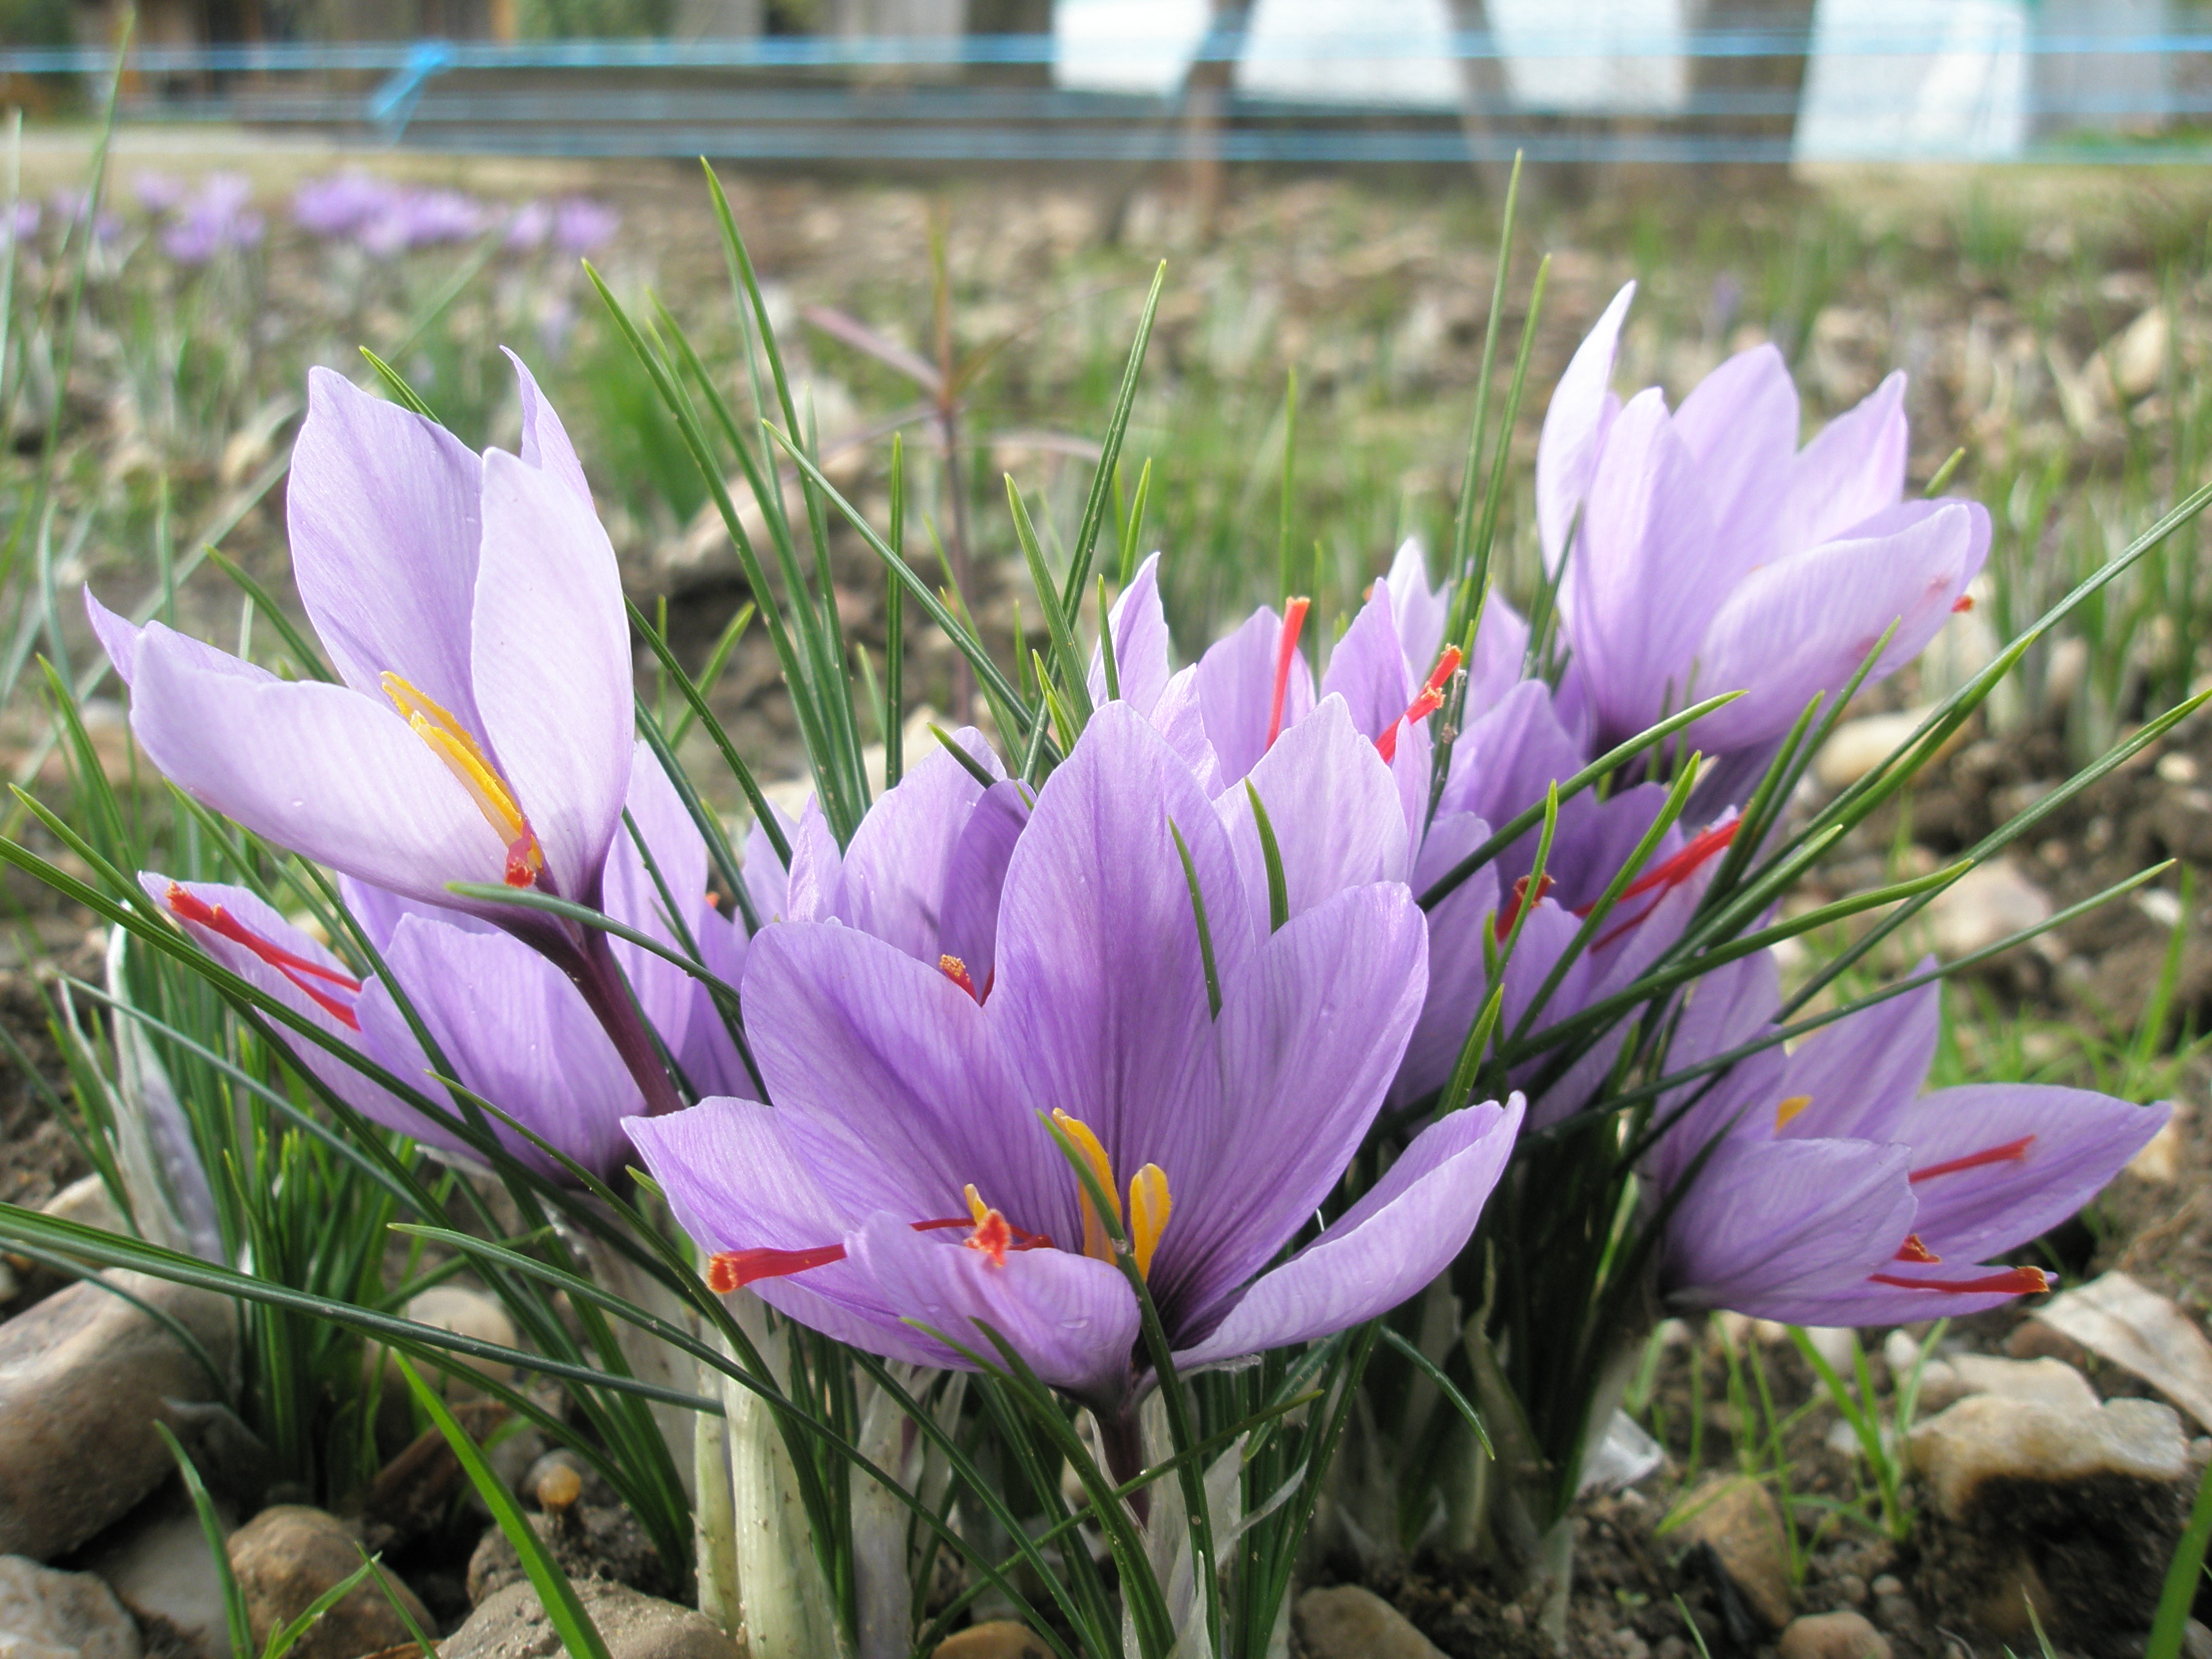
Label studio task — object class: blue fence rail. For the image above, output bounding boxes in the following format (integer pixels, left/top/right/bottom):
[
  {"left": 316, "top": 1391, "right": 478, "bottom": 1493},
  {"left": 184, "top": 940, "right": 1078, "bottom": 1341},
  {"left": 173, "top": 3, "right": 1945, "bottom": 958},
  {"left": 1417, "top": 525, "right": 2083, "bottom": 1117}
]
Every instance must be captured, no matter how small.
[{"left": 5, "top": 18, "right": 2206, "bottom": 166}]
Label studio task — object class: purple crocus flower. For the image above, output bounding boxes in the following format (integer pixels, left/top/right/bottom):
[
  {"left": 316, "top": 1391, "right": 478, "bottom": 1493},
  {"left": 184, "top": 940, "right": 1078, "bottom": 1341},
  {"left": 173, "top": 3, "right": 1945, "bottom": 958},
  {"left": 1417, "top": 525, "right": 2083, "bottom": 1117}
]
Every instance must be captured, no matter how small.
[
  {"left": 131, "top": 171, "right": 186, "bottom": 214},
  {"left": 1649, "top": 951, "right": 2167, "bottom": 1325},
  {"left": 292, "top": 172, "right": 398, "bottom": 239},
  {"left": 628, "top": 704, "right": 1521, "bottom": 1421},
  {"left": 552, "top": 197, "right": 619, "bottom": 256},
  {"left": 359, "top": 188, "right": 484, "bottom": 258},
  {"left": 504, "top": 200, "right": 554, "bottom": 253},
  {"left": 86, "top": 354, "right": 630, "bottom": 926},
  {"left": 1537, "top": 281, "right": 1992, "bottom": 761},
  {"left": 141, "top": 750, "right": 740, "bottom": 1183},
  {"left": 161, "top": 174, "right": 265, "bottom": 266}
]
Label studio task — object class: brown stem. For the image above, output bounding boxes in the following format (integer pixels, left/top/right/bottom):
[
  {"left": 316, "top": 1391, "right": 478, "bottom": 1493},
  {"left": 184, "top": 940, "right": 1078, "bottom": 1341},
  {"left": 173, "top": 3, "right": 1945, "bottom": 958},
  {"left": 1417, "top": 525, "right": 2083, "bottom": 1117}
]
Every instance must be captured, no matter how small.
[
  {"left": 556, "top": 923, "right": 687, "bottom": 1120},
  {"left": 1097, "top": 1403, "right": 1151, "bottom": 1528}
]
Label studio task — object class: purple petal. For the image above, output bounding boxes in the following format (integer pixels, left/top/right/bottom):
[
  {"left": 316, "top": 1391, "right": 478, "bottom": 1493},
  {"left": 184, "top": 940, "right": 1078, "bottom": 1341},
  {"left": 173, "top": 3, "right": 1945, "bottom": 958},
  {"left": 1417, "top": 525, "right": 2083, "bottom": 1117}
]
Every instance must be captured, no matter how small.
[
  {"left": 1671, "top": 343, "right": 1798, "bottom": 590},
  {"left": 1320, "top": 586, "right": 1413, "bottom": 741},
  {"left": 742, "top": 920, "right": 1072, "bottom": 1246},
  {"left": 1662, "top": 1136, "right": 1916, "bottom": 1324},
  {"left": 1088, "top": 552, "right": 1172, "bottom": 716},
  {"left": 743, "top": 806, "right": 795, "bottom": 923},
  {"left": 131, "top": 632, "right": 510, "bottom": 908},
  {"left": 603, "top": 741, "right": 708, "bottom": 1059},
  {"left": 1176, "top": 1097, "right": 1521, "bottom": 1366},
  {"left": 85, "top": 588, "right": 148, "bottom": 686},
  {"left": 1895, "top": 1085, "right": 2169, "bottom": 1265},
  {"left": 503, "top": 347, "right": 594, "bottom": 510},
  {"left": 1217, "top": 697, "right": 1408, "bottom": 946},
  {"left": 1391, "top": 810, "right": 1501, "bottom": 1107},
  {"left": 370, "top": 913, "right": 641, "bottom": 1179},
  {"left": 1466, "top": 591, "right": 1530, "bottom": 714},
  {"left": 287, "top": 368, "right": 485, "bottom": 719},
  {"left": 1561, "top": 388, "right": 1719, "bottom": 745},
  {"left": 989, "top": 701, "right": 1254, "bottom": 1193},
  {"left": 1776, "top": 969, "right": 1941, "bottom": 1145},
  {"left": 848, "top": 1212, "right": 1140, "bottom": 1399},
  {"left": 1773, "top": 371, "right": 1907, "bottom": 558},
  {"left": 1690, "top": 498, "right": 1989, "bottom": 751},
  {"left": 1195, "top": 607, "right": 1313, "bottom": 788},
  {"left": 1440, "top": 681, "right": 1591, "bottom": 883},
  {"left": 676, "top": 903, "right": 756, "bottom": 1101},
  {"left": 470, "top": 446, "right": 634, "bottom": 904},
  {"left": 339, "top": 874, "right": 496, "bottom": 952},
  {"left": 1154, "top": 882, "right": 1428, "bottom": 1332},
  {"left": 937, "top": 779, "right": 1029, "bottom": 989},
  {"left": 1537, "top": 281, "right": 1635, "bottom": 570},
  {"left": 1385, "top": 537, "right": 1448, "bottom": 678},
  {"left": 97, "top": 609, "right": 276, "bottom": 695},
  {"left": 833, "top": 729, "right": 1001, "bottom": 962},
  {"left": 1149, "top": 665, "right": 1223, "bottom": 794},
  {"left": 782, "top": 800, "right": 842, "bottom": 923}
]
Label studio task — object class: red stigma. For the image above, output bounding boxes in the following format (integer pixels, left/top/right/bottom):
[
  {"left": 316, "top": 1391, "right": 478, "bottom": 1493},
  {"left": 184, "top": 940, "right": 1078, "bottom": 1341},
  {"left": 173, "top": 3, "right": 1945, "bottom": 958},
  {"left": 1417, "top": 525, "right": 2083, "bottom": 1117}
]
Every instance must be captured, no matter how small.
[
  {"left": 1375, "top": 645, "right": 1465, "bottom": 764},
  {"left": 1580, "top": 819, "right": 1742, "bottom": 949},
  {"left": 1267, "top": 597, "right": 1311, "bottom": 751},
  {"left": 504, "top": 836, "right": 538, "bottom": 888},
  {"left": 165, "top": 884, "right": 363, "bottom": 1030},
  {"left": 1494, "top": 872, "right": 1557, "bottom": 938},
  {"left": 1910, "top": 1136, "right": 2035, "bottom": 1184},
  {"left": 1893, "top": 1233, "right": 1941, "bottom": 1264},
  {"left": 705, "top": 1213, "right": 1052, "bottom": 1292},
  {"left": 939, "top": 954, "right": 979, "bottom": 1000},
  {"left": 964, "top": 1207, "right": 1014, "bottom": 1267},
  {"left": 1869, "top": 1265, "right": 2051, "bottom": 1297},
  {"left": 1952, "top": 594, "right": 1975, "bottom": 613}
]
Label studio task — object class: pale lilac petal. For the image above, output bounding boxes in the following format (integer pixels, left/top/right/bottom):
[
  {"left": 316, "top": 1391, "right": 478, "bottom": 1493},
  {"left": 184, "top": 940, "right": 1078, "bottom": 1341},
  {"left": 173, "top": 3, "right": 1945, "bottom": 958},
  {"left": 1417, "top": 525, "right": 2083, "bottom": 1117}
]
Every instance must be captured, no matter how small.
[
  {"left": 848, "top": 1212, "right": 1139, "bottom": 1399},
  {"left": 1773, "top": 371, "right": 1907, "bottom": 557},
  {"left": 1537, "top": 281, "right": 1635, "bottom": 569},
  {"left": 503, "top": 347, "right": 593, "bottom": 510},
  {"left": 1440, "top": 681, "right": 1591, "bottom": 881},
  {"left": 131, "top": 632, "right": 508, "bottom": 908},
  {"left": 1895, "top": 1086, "right": 2169, "bottom": 1264},
  {"left": 937, "top": 779, "right": 1029, "bottom": 989},
  {"left": 743, "top": 806, "right": 795, "bottom": 924},
  {"left": 676, "top": 903, "right": 755, "bottom": 1101},
  {"left": 782, "top": 800, "right": 842, "bottom": 923},
  {"left": 1149, "top": 664, "right": 1223, "bottom": 794},
  {"left": 374, "top": 913, "right": 642, "bottom": 1179},
  {"left": 1663, "top": 1137, "right": 1916, "bottom": 1322},
  {"left": 1195, "top": 607, "right": 1313, "bottom": 787},
  {"left": 989, "top": 702, "right": 1254, "bottom": 1189},
  {"left": 1645, "top": 949, "right": 1784, "bottom": 1189},
  {"left": 1176, "top": 1098, "right": 1520, "bottom": 1366},
  {"left": 85, "top": 588, "right": 147, "bottom": 686},
  {"left": 604, "top": 741, "right": 708, "bottom": 1059},
  {"left": 623, "top": 1097, "right": 947, "bottom": 1368},
  {"left": 1776, "top": 970, "right": 1941, "bottom": 1146},
  {"left": 98, "top": 611, "right": 276, "bottom": 694},
  {"left": 1216, "top": 697, "right": 1407, "bottom": 945},
  {"left": 339, "top": 874, "right": 494, "bottom": 952},
  {"left": 1088, "top": 552, "right": 1172, "bottom": 716},
  {"left": 1391, "top": 811, "right": 1501, "bottom": 1107},
  {"left": 833, "top": 729, "right": 1001, "bottom": 962},
  {"left": 742, "top": 920, "right": 1071, "bottom": 1245},
  {"left": 1155, "top": 883, "right": 1428, "bottom": 1327},
  {"left": 1671, "top": 342, "right": 1797, "bottom": 590},
  {"left": 1385, "top": 537, "right": 1448, "bottom": 676},
  {"left": 287, "top": 367, "right": 485, "bottom": 718},
  {"left": 1320, "top": 586, "right": 1413, "bottom": 741},
  {"left": 470, "top": 446, "right": 633, "bottom": 903},
  {"left": 1465, "top": 590, "right": 1530, "bottom": 714},
  {"left": 1690, "top": 499, "right": 1988, "bottom": 751},
  {"left": 1561, "top": 388, "right": 1718, "bottom": 744}
]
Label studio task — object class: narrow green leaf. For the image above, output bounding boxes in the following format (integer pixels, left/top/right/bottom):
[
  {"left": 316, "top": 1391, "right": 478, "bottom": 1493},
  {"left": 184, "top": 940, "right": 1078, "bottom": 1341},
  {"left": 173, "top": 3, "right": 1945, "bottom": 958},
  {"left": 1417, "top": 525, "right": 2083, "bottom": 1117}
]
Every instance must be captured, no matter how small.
[
  {"left": 155, "top": 1423, "right": 253, "bottom": 1659},
  {"left": 1169, "top": 821, "right": 1223, "bottom": 1019},
  {"left": 1246, "top": 781, "right": 1289, "bottom": 933},
  {"left": 1060, "top": 262, "right": 1168, "bottom": 617},
  {"left": 357, "top": 348, "right": 437, "bottom": 421}
]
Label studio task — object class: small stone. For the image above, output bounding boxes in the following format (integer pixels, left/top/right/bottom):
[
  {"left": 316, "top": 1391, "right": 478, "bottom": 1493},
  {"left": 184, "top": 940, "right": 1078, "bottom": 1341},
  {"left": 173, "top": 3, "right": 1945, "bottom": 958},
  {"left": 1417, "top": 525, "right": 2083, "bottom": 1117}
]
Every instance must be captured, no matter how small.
[
  {"left": 2185, "top": 1618, "right": 2212, "bottom": 1659},
  {"left": 365, "top": 1287, "right": 516, "bottom": 1452},
  {"left": 0, "top": 1271, "right": 237, "bottom": 1560},
  {"left": 226, "top": 1505, "right": 432, "bottom": 1659},
  {"left": 444, "top": 1578, "right": 741, "bottom": 1659},
  {"left": 932, "top": 1622, "right": 1053, "bottom": 1659},
  {"left": 1816, "top": 710, "right": 1940, "bottom": 791},
  {"left": 1779, "top": 1611, "right": 1891, "bottom": 1659},
  {"left": 1665, "top": 1475, "right": 1793, "bottom": 1630},
  {"left": 2036, "top": 1271, "right": 2212, "bottom": 1433},
  {"left": 1834, "top": 1573, "right": 1868, "bottom": 1605},
  {"left": 2112, "top": 306, "right": 2171, "bottom": 400},
  {"left": 1946, "top": 1355, "right": 2099, "bottom": 1413},
  {"left": 1925, "top": 859, "right": 2052, "bottom": 960},
  {"left": 534, "top": 1461, "right": 582, "bottom": 1513},
  {"left": 0, "top": 1555, "right": 140, "bottom": 1658},
  {"left": 1292, "top": 1586, "right": 1443, "bottom": 1659},
  {"left": 1869, "top": 1575, "right": 1902, "bottom": 1598},
  {"left": 77, "top": 1488, "right": 230, "bottom": 1659},
  {"left": 1911, "top": 1394, "right": 2187, "bottom": 1519}
]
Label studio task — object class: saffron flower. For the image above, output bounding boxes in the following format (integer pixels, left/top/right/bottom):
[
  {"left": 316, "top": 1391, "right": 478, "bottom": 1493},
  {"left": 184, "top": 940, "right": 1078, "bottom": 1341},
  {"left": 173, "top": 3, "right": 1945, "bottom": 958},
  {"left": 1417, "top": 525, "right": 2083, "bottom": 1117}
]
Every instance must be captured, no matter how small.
[
  {"left": 87, "top": 356, "right": 632, "bottom": 928},
  {"left": 628, "top": 704, "right": 1521, "bottom": 1414},
  {"left": 140, "top": 750, "right": 736, "bottom": 1182},
  {"left": 1650, "top": 951, "right": 2167, "bottom": 1325},
  {"left": 1536, "top": 281, "right": 1992, "bottom": 762}
]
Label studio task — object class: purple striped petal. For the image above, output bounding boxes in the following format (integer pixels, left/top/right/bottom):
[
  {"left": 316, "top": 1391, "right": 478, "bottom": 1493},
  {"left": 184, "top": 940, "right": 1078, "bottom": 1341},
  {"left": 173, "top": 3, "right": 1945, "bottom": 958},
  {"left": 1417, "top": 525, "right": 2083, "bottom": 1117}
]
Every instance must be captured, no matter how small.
[
  {"left": 833, "top": 729, "right": 1001, "bottom": 963},
  {"left": 1196, "top": 607, "right": 1313, "bottom": 787},
  {"left": 1773, "top": 370, "right": 1907, "bottom": 557},
  {"left": 1538, "top": 281, "right": 1635, "bottom": 571},
  {"left": 1089, "top": 552, "right": 1171, "bottom": 716}
]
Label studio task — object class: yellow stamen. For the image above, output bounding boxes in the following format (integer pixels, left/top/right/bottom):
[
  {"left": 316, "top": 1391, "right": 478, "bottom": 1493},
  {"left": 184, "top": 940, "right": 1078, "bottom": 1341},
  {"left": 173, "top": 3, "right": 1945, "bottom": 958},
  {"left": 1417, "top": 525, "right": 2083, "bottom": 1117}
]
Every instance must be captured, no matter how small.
[
  {"left": 1775, "top": 1094, "right": 1812, "bottom": 1130},
  {"left": 1052, "top": 1109, "right": 1122, "bottom": 1265},
  {"left": 382, "top": 672, "right": 543, "bottom": 878},
  {"left": 964, "top": 1183, "right": 991, "bottom": 1229},
  {"left": 1128, "top": 1164, "right": 1172, "bottom": 1279}
]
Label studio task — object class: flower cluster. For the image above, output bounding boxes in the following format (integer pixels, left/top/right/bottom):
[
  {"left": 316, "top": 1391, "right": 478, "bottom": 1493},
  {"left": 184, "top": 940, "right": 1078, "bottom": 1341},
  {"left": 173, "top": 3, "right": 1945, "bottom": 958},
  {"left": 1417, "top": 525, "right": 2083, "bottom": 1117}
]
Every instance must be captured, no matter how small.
[
  {"left": 288, "top": 171, "right": 619, "bottom": 259},
  {"left": 86, "top": 285, "right": 2163, "bottom": 1437}
]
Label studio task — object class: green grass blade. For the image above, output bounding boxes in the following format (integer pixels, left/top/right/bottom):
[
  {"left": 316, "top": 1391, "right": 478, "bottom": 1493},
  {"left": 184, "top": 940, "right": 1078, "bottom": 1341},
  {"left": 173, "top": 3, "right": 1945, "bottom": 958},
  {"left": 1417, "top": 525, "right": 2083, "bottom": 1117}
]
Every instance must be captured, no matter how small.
[{"left": 1059, "top": 262, "right": 1167, "bottom": 618}]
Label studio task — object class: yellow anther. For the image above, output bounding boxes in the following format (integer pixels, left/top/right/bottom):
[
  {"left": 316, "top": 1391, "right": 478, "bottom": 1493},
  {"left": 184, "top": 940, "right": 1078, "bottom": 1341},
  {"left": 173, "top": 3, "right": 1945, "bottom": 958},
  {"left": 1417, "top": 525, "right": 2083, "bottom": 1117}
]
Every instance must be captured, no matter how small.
[
  {"left": 964, "top": 1183, "right": 990, "bottom": 1229},
  {"left": 1052, "top": 1109, "right": 1122, "bottom": 1264},
  {"left": 1775, "top": 1094, "right": 1812, "bottom": 1130},
  {"left": 1128, "top": 1164, "right": 1172, "bottom": 1280},
  {"left": 382, "top": 672, "right": 542, "bottom": 876}
]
